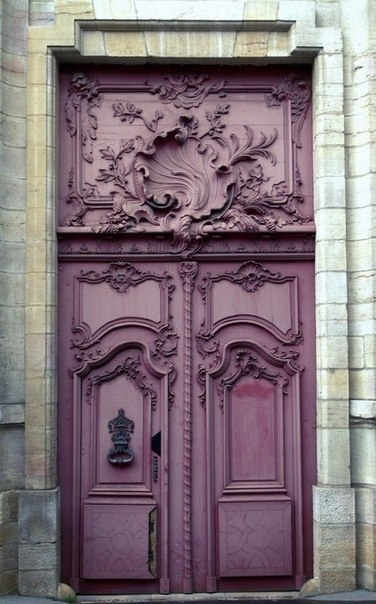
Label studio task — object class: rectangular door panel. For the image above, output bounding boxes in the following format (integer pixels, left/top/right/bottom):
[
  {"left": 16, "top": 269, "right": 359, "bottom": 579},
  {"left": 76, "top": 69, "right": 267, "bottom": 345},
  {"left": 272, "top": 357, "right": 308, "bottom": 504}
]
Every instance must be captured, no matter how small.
[
  {"left": 218, "top": 500, "right": 292, "bottom": 577},
  {"left": 82, "top": 503, "right": 157, "bottom": 579}
]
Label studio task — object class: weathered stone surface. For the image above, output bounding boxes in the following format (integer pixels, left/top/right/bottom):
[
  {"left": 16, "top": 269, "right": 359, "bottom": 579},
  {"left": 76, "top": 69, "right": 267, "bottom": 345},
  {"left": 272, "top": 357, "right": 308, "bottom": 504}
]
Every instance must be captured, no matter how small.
[{"left": 18, "top": 489, "right": 59, "bottom": 543}]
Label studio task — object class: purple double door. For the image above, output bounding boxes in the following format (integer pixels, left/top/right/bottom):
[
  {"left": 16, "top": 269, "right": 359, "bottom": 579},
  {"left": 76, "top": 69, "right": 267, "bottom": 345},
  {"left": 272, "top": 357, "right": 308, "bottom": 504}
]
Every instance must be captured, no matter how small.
[{"left": 58, "top": 65, "right": 316, "bottom": 594}]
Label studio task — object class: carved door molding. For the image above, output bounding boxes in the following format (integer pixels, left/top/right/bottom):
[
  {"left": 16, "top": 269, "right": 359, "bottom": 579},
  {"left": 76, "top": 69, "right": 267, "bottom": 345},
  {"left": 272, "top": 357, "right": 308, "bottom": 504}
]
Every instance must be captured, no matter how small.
[{"left": 58, "top": 65, "right": 316, "bottom": 594}]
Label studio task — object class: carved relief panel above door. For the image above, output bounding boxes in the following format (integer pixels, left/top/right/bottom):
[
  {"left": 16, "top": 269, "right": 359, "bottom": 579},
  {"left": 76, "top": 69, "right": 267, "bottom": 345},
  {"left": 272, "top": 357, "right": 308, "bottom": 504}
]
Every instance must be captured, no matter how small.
[{"left": 59, "top": 66, "right": 313, "bottom": 256}]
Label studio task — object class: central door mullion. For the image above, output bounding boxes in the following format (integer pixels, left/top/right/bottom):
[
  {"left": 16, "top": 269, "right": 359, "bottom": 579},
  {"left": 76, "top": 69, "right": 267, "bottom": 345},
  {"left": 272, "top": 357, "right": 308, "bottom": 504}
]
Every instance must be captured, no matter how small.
[{"left": 179, "top": 261, "right": 198, "bottom": 593}]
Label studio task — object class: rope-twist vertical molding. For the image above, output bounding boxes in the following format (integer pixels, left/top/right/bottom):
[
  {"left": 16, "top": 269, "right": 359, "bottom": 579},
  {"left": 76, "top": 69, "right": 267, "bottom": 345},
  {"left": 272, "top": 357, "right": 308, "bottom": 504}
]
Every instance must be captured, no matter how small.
[{"left": 179, "top": 261, "right": 198, "bottom": 593}]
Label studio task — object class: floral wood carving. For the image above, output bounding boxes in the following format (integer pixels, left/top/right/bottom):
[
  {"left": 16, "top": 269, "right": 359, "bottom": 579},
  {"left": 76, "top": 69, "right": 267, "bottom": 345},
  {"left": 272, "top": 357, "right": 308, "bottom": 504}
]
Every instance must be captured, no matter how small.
[
  {"left": 217, "top": 350, "right": 289, "bottom": 412},
  {"left": 63, "top": 71, "right": 312, "bottom": 248},
  {"left": 145, "top": 73, "right": 227, "bottom": 109},
  {"left": 86, "top": 355, "right": 157, "bottom": 409},
  {"left": 65, "top": 73, "right": 102, "bottom": 163}
]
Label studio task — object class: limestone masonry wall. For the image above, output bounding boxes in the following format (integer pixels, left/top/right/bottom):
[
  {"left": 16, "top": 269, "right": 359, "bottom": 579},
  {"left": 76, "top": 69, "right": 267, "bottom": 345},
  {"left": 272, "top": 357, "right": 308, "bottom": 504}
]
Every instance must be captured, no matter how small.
[{"left": 0, "top": 0, "right": 375, "bottom": 597}]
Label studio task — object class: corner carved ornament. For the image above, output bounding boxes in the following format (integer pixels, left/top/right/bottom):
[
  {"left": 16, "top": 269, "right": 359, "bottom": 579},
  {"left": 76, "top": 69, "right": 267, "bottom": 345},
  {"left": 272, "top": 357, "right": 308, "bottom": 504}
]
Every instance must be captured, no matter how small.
[{"left": 63, "top": 71, "right": 312, "bottom": 256}]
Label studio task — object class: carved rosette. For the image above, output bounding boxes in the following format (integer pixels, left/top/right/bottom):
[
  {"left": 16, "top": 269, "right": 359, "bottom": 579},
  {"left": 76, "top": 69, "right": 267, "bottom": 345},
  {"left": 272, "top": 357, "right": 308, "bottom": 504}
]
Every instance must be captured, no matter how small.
[{"left": 62, "top": 70, "right": 313, "bottom": 250}]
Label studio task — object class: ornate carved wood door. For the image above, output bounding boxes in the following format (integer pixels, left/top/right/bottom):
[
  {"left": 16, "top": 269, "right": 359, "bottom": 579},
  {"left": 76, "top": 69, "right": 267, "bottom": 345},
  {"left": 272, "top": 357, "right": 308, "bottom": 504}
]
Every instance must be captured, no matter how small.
[{"left": 58, "top": 66, "right": 316, "bottom": 595}]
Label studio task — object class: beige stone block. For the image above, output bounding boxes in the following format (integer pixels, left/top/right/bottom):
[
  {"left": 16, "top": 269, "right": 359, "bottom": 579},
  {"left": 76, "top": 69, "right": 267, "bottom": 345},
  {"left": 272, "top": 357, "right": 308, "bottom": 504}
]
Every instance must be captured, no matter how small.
[
  {"left": 316, "top": 303, "right": 348, "bottom": 334},
  {"left": 347, "top": 240, "right": 375, "bottom": 272},
  {"left": 349, "top": 336, "right": 365, "bottom": 369},
  {"left": 26, "top": 273, "right": 47, "bottom": 307},
  {"left": 135, "top": 1, "right": 244, "bottom": 21},
  {"left": 278, "top": 0, "right": 316, "bottom": 24},
  {"left": 55, "top": 0, "right": 94, "bottom": 18},
  {"left": 314, "top": 144, "right": 346, "bottom": 178},
  {"left": 25, "top": 240, "right": 47, "bottom": 269},
  {"left": 314, "top": 208, "right": 346, "bottom": 240},
  {"left": 317, "top": 400, "right": 350, "bottom": 429},
  {"left": 364, "top": 335, "right": 376, "bottom": 369},
  {"left": 25, "top": 378, "right": 45, "bottom": 408},
  {"left": 353, "top": 436, "right": 373, "bottom": 493},
  {"left": 27, "top": 52, "right": 49, "bottom": 87},
  {"left": 355, "top": 487, "right": 376, "bottom": 524},
  {"left": 317, "top": 427, "right": 351, "bottom": 485},
  {"left": 314, "top": 522, "right": 356, "bottom": 568},
  {"left": 348, "top": 271, "right": 375, "bottom": 304},
  {"left": 348, "top": 300, "right": 376, "bottom": 330},
  {"left": 104, "top": 31, "right": 147, "bottom": 57},
  {"left": 144, "top": 30, "right": 237, "bottom": 59},
  {"left": 244, "top": 0, "right": 278, "bottom": 21},
  {"left": 25, "top": 335, "right": 46, "bottom": 373},
  {"left": 313, "top": 84, "right": 344, "bottom": 115},
  {"left": 234, "top": 31, "right": 269, "bottom": 58},
  {"left": 350, "top": 369, "right": 376, "bottom": 404},
  {"left": 267, "top": 31, "right": 291, "bottom": 56},
  {"left": 316, "top": 240, "right": 347, "bottom": 272},
  {"left": 92, "top": 0, "right": 136, "bottom": 19},
  {"left": 318, "top": 569, "right": 356, "bottom": 594},
  {"left": 313, "top": 175, "right": 346, "bottom": 211},
  {"left": 317, "top": 368, "right": 349, "bottom": 400},
  {"left": 82, "top": 30, "right": 106, "bottom": 56},
  {"left": 313, "top": 486, "right": 355, "bottom": 525},
  {"left": 357, "top": 522, "right": 376, "bottom": 567},
  {"left": 25, "top": 305, "right": 48, "bottom": 334},
  {"left": 318, "top": 336, "right": 350, "bottom": 369},
  {"left": 315, "top": 271, "right": 348, "bottom": 305}
]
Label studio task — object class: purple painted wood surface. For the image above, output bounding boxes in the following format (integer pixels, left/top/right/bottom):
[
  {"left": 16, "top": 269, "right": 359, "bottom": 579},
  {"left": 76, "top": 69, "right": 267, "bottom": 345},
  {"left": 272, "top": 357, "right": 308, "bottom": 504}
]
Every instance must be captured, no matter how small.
[{"left": 58, "top": 65, "right": 316, "bottom": 595}]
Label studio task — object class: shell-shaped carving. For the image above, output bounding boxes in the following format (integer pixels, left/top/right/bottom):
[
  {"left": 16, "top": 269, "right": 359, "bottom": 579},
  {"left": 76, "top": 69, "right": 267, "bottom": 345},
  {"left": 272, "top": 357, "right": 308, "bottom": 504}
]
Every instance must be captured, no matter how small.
[{"left": 135, "top": 133, "right": 235, "bottom": 225}]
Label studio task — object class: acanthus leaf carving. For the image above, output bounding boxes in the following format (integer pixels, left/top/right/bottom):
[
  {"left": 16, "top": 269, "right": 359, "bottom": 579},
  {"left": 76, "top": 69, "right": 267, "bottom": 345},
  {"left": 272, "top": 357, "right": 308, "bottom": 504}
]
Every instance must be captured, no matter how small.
[{"left": 145, "top": 72, "right": 227, "bottom": 109}]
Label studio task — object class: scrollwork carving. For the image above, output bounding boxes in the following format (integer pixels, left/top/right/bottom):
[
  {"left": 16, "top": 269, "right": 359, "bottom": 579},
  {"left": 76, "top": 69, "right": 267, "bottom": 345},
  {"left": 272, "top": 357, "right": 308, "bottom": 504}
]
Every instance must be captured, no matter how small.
[
  {"left": 217, "top": 350, "right": 288, "bottom": 412},
  {"left": 86, "top": 355, "right": 157, "bottom": 409}
]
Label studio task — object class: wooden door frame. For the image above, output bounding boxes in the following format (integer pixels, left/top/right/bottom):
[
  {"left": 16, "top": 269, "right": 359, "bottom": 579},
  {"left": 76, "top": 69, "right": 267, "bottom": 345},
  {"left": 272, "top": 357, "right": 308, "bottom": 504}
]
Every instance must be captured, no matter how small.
[{"left": 22, "top": 9, "right": 355, "bottom": 596}]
